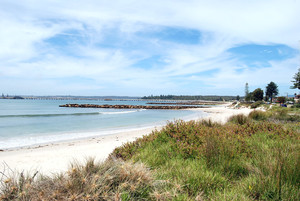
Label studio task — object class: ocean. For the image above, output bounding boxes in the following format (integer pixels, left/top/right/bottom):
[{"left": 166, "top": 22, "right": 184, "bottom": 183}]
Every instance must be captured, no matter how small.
[{"left": 0, "top": 99, "right": 206, "bottom": 149}]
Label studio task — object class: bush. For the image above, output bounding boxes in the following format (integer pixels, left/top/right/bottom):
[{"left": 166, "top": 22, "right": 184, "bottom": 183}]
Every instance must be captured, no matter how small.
[
  {"left": 292, "top": 102, "right": 300, "bottom": 108},
  {"left": 248, "top": 110, "right": 267, "bottom": 121},
  {"left": 250, "top": 101, "right": 263, "bottom": 108},
  {"left": 277, "top": 96, "right": 286, "bottom": 103},
  {"left": 228, "top": 114, "right": 249, "bottom": 125}
]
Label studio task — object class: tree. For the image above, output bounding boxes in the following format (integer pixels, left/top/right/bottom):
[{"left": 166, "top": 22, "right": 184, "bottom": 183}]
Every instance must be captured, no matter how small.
[
  {"left": 245, "top": 83, "right": 249, "bottom": 97},
  {"left": 245, "top": 93, "right": 252, "bottom": 102},
  {"left": 236, "top": 95, "right": 240, "bottom": 101},
  {"left": 252, "top": 88, "right": 264, "bottom": 101},
  {"left": 265, "top": 81, "right": 278, "bottom": 102},
  {"left": 277, "top": 96, "right": 286, "bottom": 104},
  {"left": 245, "top": 83, "right": 252, "bottom": 102},
  {"left": 290, "top": 68, "right": 300, "bottom": 90}
]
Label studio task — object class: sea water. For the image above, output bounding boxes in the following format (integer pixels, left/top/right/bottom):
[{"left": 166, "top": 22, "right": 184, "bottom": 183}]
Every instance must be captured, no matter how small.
[{"left": 0, "top": 99, "right": 206, "bottom": 149}]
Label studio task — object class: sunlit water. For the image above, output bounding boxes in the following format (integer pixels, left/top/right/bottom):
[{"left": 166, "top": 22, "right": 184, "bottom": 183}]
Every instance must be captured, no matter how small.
[{"left": 0, "top": 99, "right": 206, "bottom": 149}]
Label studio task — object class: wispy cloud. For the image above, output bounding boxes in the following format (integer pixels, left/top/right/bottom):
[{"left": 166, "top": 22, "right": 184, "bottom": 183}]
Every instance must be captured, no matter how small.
[{"left": 0, "top": 0, "right": 299, "bottom": 96}]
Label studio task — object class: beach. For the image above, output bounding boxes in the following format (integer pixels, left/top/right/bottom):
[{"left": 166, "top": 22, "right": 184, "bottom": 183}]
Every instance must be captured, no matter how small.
[{"left": 0, "top": 104, "right": 252, "bottom": 177}]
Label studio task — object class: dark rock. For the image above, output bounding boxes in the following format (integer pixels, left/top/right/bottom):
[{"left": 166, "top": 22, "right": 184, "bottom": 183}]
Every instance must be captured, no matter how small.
[{"left": 59, "top": 104, "right": 207, "bottom": 110}]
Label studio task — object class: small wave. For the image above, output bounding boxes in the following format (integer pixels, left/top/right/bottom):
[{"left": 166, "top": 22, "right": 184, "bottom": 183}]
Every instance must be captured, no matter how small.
[
  {"left": 0, "top": 112, "right": 101, "bottom": 118},
  {"left": 101, "top": 110, "right": 138, "bottom": 115},
  {"left": 0, "top": 109, "right": 146, "bottom": 118}
]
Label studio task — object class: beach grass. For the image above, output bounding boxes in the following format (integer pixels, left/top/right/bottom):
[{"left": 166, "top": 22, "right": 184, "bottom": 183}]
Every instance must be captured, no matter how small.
[
  {"left": 112, "top": 109, "right": 299, "bottom": 200},
  {"left": 1, "top": 108, "right": 299, "bottom": 200},
  {"left": 1, "top": 158, "right": 171, "bottom": 200}
]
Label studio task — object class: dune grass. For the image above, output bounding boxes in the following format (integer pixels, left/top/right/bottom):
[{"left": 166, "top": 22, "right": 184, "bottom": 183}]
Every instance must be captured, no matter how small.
[
  {"left": 112, "top": 109, "right": 299, "bottom": 200},
  {"left": 1, "top": 158, "right": 176, "bottom": 200},
  {"left": 1, "top": 108, "right": 299, "bottom": 200}
]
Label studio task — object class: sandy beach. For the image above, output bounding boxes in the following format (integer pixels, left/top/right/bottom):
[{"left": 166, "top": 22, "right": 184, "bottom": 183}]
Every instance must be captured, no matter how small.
[{"left": 0, "top": 104, "right": 252, "bottom": 177}]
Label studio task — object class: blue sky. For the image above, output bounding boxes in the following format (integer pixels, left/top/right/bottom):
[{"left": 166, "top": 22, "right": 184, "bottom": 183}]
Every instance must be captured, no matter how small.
[{"left": 0, "top": 0, "right": 299, "bottom": 96}]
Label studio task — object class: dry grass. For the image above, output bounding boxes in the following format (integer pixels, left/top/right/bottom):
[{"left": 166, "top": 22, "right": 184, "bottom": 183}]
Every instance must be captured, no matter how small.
[
  {"left": 0, "top": 158, "right": 173, "bottom": 200},
  {"left": 228, "top": 114, "right": 249, "bottom": 125}
]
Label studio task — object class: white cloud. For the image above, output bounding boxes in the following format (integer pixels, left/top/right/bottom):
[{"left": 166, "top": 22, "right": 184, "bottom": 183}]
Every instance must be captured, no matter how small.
[{"left": 0, "top": 0, "right": 299, "bottom": 96}]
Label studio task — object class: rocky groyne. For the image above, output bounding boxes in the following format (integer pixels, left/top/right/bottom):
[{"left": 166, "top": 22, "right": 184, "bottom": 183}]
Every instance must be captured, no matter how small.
[{"left": 59, "top": 104, "right": 205, "bottom": 110}]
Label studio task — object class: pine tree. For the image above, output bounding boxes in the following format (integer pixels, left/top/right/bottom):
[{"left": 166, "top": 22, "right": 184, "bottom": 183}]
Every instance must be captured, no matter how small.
[
  {"left": 245, "top": 83, "right": 249, "bottom": 97},
  {"left": 266, "top": 81, "right": 279, "bottom": 102},
  {"left": 290, "top": 68, "right": 300, "bottom": 90}
]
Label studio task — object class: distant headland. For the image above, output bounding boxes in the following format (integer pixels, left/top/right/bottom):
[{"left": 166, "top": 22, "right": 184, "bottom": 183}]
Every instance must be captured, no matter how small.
[{"left": 1, "top": 94, "right": 24, "bottom": 99}]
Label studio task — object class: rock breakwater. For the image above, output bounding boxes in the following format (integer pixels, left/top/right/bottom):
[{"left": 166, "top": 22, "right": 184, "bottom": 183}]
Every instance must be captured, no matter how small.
[{"left": 59, "top": 104, "right": 205, "bottom": 110}]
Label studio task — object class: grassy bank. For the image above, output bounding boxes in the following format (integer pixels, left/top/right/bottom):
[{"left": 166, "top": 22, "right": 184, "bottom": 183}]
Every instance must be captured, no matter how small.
[{"left": 1, "top": 108, "right": 299, "bottom": 200}]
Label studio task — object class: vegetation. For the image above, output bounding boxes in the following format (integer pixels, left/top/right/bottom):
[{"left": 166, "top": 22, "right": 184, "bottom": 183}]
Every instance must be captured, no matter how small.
[
  {"left": 0, "top": 159, "right": 172, "bottom": 200},
  {"left": 252, "top": 88, "right": 264, "bottom": 102},
  {"left": 250, "top": 101, "right": 264, "bottom": 109},
  {"left": 245, "top": 83, "right": 249, "bottom": 97},
  {"left": 265, "top": 82, "right": 279, "bottom": 102},
  {"left": 292, "top": 102, "right": 300, "bottom": 108},
  {"left": 1, "top": 108, "right": 299, "bottom": 200},
  {"left": 290, "top": 68, "right": 300, "bottom": 90},
  {"left": 245, "top": 93, "right": 253, "bottom": 102},
  {"left": 111, "top": 110, "right": 299, "bottom": 200},
  {"left": 245, "top": 83, "right": 251, "bottom": 102},
  {"left": 277, "top": 96, "right": 286, "bottom": 104},
  {"left": 244, "top": 85, "right": 264, "bottom": 102},
  {"left": 141, "top": 95, "right": 237, "bottom": 101}
]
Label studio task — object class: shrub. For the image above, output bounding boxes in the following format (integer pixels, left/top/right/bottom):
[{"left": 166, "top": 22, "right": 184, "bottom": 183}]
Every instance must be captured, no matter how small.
[
  {"left": 200, "top": 119, "right": 221, "bottom": 127},
  {"left": 277, "top": 96, "right": 286, "bottom": 103},
  {"left": 250, "top": 101, "right": 263, "bottom": 108},
  {"left": 292, "top": 102, "right": 300, "bottom": 108},
  {"left": 228, "top": 114, "right": 249, "bottom": 125},
  {"left": 248, "top": 110, "right": 267, "bottom": 121}
]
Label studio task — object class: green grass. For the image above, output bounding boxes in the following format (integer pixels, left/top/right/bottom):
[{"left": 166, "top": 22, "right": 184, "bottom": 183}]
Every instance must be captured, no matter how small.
[
  {"left": 112, "top": 109, "right": 300, "bottom": 200},
  {"left": 1, "top": 108, "right": 299, "bottom": 200},
  {"left": 248, "top": 110, "right": 268, "bottom": 121}
]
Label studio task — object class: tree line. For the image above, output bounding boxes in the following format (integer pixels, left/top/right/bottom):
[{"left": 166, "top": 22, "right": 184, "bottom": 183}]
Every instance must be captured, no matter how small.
[
  {"left": 141, "top": 95, "right": 237, "bottom": 101},
  {"left": 244, "top": 68, "right": 300, "bottom": 103},
  {"left": 142, "top": 68, "right": 300, "bottom": 102}
]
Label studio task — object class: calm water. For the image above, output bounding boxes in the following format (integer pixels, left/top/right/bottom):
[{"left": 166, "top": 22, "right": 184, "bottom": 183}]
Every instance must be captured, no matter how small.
[{"left": 0, "top": 99, "right": 206, "bottom": 149}]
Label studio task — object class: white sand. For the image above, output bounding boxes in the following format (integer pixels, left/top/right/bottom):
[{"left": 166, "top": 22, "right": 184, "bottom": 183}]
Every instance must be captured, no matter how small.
[{"left": 0, "top": 104, "right": 252, "bottom": 178}]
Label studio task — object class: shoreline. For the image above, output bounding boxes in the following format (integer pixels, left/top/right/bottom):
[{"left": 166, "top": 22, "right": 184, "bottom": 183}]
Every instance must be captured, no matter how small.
[
  {"left": 0, "top": 127, "right": 160, "bottom": 176},
  {"left": 0, "top": 125, "right": 162, "bottom": 152},
  {"left": 0, "top": 108, "right": 205, "bottom": 151},
  {"left": 0, "top": 104, "right": 252, "bottom": 177}
]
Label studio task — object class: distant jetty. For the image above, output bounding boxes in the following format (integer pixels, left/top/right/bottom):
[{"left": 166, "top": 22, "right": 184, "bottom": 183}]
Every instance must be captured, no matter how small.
[{"left": 59, "top": 104, "right": 206, "bottom": 110}]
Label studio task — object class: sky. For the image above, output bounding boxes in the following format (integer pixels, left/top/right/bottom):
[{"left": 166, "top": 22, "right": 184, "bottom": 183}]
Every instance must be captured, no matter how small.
[{"left": 0, "top": 0, "right": 299, "bottom": 97}]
